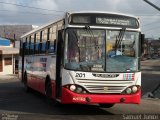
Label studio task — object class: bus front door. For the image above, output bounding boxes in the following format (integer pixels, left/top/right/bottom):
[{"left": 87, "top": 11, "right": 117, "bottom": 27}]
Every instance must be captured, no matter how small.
[{"left": 55, "top": 30, "right": 63, "bottom": 99}]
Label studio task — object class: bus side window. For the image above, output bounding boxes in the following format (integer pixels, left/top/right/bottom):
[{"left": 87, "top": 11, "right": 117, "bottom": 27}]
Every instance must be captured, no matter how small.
[
  {"left": 35, "top": 43, "right": 39, "bottom": 54},
  {"left": 30, "top": 34, "right": 34, "bottom": 55},
  {"left": 25, "top": 39, "right": 29, "bottom": 55},
  {"left": 33, "top": 34, "right": 36, "bottom": 54},
  {"left": 30, "top": 42, "right": 34, "bottom": 55},
  {"left": 28, "top": 36, "right": 31, "bottom": 55},
  {"left": 41, "top": 42, "right": 46, "bottom": 53},
  {"left": 48, "top": 40, "right": 56, "bottom": 53},
  {"left": 39, "top": 42, "right": 42, "bottom": 54},
  {"left": 46, "top": 40, "right": 50, "bottom": 53}
]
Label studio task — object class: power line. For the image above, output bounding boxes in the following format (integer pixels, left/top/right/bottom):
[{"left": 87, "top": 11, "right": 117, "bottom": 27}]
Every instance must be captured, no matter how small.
[
  {"left": 0, "top": 1, "right": 65, "bottom": 13},
  {"left": 0, "top": 9, "right": 61, "bottom": 16},
  {"left": 143, "top": 26, "right": 160, "bottom": 32},
  {"left": 136, "top": 14, "right": 160, "bottom": 17},
  {"left": 142, "top": 21, "right": 160, "bottom": 27},
  {"left": 1, "top": 8, "right": 160, "bottom": 17},
  {"left": 143, "top": 0, "right": 160, "bottom": 11}
]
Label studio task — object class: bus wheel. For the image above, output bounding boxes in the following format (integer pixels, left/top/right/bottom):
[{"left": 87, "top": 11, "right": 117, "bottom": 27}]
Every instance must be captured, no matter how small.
[
  {"left": 45, "top": 81, "right": 53, "bottom": 104},
  {"left": 23, "top": 73, "right": 31, "bottom": 92},
  {"left": 99, "top": 104, "right": 114, "bottom": 108}
]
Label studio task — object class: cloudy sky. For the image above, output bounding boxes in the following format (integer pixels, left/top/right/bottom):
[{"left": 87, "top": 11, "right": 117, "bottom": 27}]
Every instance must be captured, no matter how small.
[{"left": 0, "top": 0, "right": 160, "bottom": 39}]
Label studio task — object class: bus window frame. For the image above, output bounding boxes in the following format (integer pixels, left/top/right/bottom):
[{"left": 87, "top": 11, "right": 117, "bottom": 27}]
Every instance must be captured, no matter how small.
[
  {"left": 30, "top": 34, "right": 34, "bottom": 55},
  {"left": 41, "top": 29, "right": 48, "bottom": 54},
  {"left": 33, "top": 33, "right": 36, "bottom": 55},
  {"left": 28, "top": 36, "right": 31, "bottom": 55},
  {"left": 39, "top": 31, "right": 42, "bottom": 54},
  {"left": 47, "top": 24, "right": 57, "bottom": 54},
  {"left": 46, "top": 27, "right": 50, "bottom": 53},
  {"left": 36, "top": 32, "right": 40, "bottom": 54},
  {"left": 25, "top": 37, "right": 28, "bottom": 55}
]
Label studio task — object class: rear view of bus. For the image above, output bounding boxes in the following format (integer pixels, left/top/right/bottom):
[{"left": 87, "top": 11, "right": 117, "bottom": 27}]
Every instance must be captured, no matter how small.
[{"left": 19, "top": 11, "right": 142, "bottom": 108}]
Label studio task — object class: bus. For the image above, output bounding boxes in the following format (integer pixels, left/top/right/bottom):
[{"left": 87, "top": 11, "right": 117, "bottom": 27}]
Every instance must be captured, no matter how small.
[{"left": 19, "top": 11, "right": 143, "bottom": 108}]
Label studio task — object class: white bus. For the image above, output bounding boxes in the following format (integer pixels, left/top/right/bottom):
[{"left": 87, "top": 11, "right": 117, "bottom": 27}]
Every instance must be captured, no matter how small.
[{"left": 19, "top": 11, "right": 143, "bottom": 108}]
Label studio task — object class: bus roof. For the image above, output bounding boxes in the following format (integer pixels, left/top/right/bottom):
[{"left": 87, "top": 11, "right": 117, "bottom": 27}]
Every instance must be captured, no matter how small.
[
  {"left": 21, "top": 11, "right": 139, "bottom": 39},
  {"left": 68, "top": 11, "right": 139, "bottom": 19},
  {"left": 21, "top": 18, "right": 64, "bottom": 39}
]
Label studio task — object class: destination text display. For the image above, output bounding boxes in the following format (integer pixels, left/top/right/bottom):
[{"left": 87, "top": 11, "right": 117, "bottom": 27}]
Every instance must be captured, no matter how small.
[{"left": 70, "top": 13, "right": 139, "bottom": 28}]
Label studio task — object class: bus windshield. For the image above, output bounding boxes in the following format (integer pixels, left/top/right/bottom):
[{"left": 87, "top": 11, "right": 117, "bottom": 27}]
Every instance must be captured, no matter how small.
[{"left": 64, "top": 28, "right": 139, "bottom": 72}]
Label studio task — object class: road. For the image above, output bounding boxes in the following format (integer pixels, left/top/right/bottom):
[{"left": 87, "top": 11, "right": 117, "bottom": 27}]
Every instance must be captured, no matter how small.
[
  {"left": 0, "top": 59, "right": 160, "bottom": 120},
  {"left": 141, "top": 58, "right": 160, "bottom": 96}
]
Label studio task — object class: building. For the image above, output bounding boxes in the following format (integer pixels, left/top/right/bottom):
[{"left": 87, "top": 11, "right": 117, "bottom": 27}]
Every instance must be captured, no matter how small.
[
  {"left": 0, "top": 37, "right": 19, "bottom": 75},
  {"left": 0, "top": 25, "right": 32, "bottom": 41},
  {"left": 143, "top": 38, "right": 160, "bottom": 58},
  {"left": 0, "top": 25, "right": 34, "bottom": 75},
  {"left": 150, "top": 40, "right": 160, "bottom": 55}
]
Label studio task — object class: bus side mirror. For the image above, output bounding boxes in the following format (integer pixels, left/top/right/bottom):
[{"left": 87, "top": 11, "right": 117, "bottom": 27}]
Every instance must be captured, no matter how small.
[{"left": 140, "top": 34, "right": 145, "bottom": 55}]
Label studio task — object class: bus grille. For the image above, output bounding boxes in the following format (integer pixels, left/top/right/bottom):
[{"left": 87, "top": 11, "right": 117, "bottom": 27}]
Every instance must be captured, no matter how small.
[{"left": 77, "top": 79, "right": 134, "bottom": 93}]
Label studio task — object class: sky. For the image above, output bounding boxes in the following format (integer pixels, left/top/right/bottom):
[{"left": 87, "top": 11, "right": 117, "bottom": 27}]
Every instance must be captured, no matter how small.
[{"left": 0, "top": 0, "right": 160, "bottom": 39}]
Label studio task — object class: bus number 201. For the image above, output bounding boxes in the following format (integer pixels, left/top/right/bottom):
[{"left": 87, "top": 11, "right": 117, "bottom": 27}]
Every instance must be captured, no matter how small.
[{"left": 75, "top": 73, "right": 85, "bottom": 78}]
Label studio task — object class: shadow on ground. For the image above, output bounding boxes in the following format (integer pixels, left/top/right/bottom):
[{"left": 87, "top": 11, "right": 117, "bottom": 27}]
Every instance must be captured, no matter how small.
[
  {"left": 0, "top": 81, "right": 113, "bottom": 115},
  {"left": 141, "top": 73, "right": 160, "bottom": 96}
]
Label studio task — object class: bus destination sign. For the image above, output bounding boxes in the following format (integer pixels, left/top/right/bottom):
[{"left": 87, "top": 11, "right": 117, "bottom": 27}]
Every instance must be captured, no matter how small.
[
  {"left": 96, "top": 18, "right": 131, "bottom": 26},
  {"left": 70, "top": 13, "right": 139, "bottom": 28}
]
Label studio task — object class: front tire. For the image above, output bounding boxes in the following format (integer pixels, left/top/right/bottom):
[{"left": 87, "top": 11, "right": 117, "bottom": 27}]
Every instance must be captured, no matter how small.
[
  {"left": 45, "top": 81, "right": 53, "bottom": 104},
  {"left": 45, "top": 81, "right": 60, "bottom": 106},
  {"left": 99, "top": 104, "right": 114, "bottom": 108},
  {"left": 23, "top": 73, "right": 31, "bottom": 92}
]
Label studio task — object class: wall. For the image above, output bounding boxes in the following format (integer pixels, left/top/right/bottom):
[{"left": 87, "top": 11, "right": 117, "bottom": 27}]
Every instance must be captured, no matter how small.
[{"left": 0, "top": 54, "right": 13, "bottom": 75}]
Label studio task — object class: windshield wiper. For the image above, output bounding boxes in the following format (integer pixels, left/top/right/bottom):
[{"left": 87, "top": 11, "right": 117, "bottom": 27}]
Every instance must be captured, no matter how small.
[
  {"left": 71, "top": 29, "right": 81, "bottom": 62},
  {"left": 115, "top": 28, "right": 126, "bottom": 55},
  {"left": 84, "top": 25, "right": 94, "bottom": 38}
]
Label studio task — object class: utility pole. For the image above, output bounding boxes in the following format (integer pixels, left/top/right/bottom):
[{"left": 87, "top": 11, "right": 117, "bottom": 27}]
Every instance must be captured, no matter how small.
[{"left": 143, "top": 0, "right": 160, "bottom": 11}]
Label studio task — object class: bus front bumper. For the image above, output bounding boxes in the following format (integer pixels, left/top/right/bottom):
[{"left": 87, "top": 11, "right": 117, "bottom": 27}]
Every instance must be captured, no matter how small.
[{"left": 61, "top": 87, "right": 141, "bottom": 104}]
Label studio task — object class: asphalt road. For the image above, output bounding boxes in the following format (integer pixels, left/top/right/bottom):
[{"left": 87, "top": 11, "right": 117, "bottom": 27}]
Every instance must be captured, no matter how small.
[
  {"left": 0, "top": 59, "right": 160, "bottom": 120},
  {"left": 141, "top": 58, "right": 160, "bottom": 96}
]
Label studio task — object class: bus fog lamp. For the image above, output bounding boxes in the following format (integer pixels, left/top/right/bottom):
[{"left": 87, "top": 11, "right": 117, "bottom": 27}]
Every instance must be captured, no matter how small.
[
  {"left": 126, "top": 88, "right": 132, "bottom": 94},
  {"left": 76, "top": 87, "right": 83, "bottom": 93},
  {"left": 70, "top": 85, "right": 76, "bottom": 91},
  {"left": 132, "top": 86, "right": 138, "bottom": 93},
  {"left": 82, "top": 91, "right": 87, "bottom": 94}
]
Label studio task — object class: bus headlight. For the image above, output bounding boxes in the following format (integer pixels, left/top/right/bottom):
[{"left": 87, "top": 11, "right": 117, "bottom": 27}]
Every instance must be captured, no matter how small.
[
  {"left": 126, "top": 88, "right": 132, "bottom": 94},
  {"left": 64, "top": 84, "right": 88, "bottom": 94},
  {"left": 70, "top": 85, "right": 76, "bottom": 91},
  {"left": 122, "top": 85, "right": 140, "bottom": 94},
  {"left": 76, "top": 87, "right": 83, "bottom": 93},
  {"left": 82, "top": 90, "right": 87, "bottom": 94},
  {"left": 132, "top": 86, "right": 138, "bottom": 93}
]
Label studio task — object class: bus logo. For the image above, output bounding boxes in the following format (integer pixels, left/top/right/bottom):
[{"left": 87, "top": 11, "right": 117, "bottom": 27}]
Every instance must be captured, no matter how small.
[
  {"left": 92, "top": 73, "right": 119, "bottom": 78},
  {"left": 104, "top": 87, "right": 108, "bottom": 91},
  {"left": 123, "top": 73, "right": 134, "bottom": 80}
]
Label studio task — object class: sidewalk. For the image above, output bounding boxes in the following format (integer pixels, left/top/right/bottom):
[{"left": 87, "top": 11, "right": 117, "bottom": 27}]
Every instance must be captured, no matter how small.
[
  {"left": 0, "top": 74, "right": 18, "bottom": 81},
  {"left": 141, "top": 58, "right": 160, "bottom": 75},
  {"left": 141, "top": 58, "right": 160, "bottom": 66}
]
